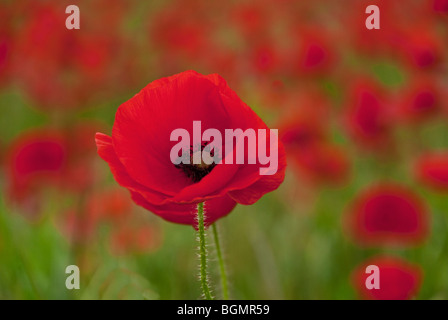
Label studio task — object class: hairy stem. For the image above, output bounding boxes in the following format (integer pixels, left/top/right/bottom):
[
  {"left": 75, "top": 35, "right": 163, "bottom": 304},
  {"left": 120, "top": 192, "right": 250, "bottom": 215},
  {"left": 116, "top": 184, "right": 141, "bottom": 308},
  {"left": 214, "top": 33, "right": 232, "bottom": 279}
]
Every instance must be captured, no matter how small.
[
  {"left": 212, "top": 223, "right": 229, "bottom": 300},
  {"left": 197, "top": 202, "right": 213, "bottom": 300}
]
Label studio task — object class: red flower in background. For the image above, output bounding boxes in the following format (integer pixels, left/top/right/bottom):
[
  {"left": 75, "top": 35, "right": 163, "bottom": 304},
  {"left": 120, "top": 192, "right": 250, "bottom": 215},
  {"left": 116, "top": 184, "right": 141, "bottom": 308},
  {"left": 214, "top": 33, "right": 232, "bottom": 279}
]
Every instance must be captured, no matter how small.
[
  {"left": 6, "top": 130, "right": 67, "bottom": 210},
  {"left": 352, "top": 256, "right": 422, "bottom": 300},
  {"left": 248, "top": 40, "right": 281, "bottom": 76},
  {"left": 345, "top": 80, "right": 393, "bottom": 150},
  {"left": 96, "top": 71, "right": 286, "bottom": 227},
  {"left": 396, "top": 77, "right": 441, "bottom": 123},
  {"left": 345, "top": 184, "right": 429, "bottom": 246},
  {"left": 415, "top": 152, "right": 448, "bottom": 192},
  {"left": 6, "top": 124, "right": 101, "bottom": 215},
  {"left": 11, "top": 1, "right": 134, "bottom": 110},
  {"left": 293, "top": 29, "right": 336, "bottom": 76},
  {"left": 398, "top": 28, "right": 443, "bottom": 70}
]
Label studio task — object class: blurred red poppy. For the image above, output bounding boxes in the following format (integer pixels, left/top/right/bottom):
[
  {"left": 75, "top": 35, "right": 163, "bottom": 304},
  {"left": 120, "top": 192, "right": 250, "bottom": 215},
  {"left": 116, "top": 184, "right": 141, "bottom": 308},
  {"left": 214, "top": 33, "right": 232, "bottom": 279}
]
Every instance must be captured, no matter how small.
[
  {"left": 6, "top": 130, "right": 67, "bottom": 209},
  {"left": 345, "top": 80, "right": 394, "bottom": 150},
  {"left": 288, "top": 28, "right": 336, "bottom": 77},
  {"left": 96, "top": 70, "right": 286, "bottom": 227},
  {"left": 352, "top": 256, "right": 422, "bottom": 300},
  {"left": 249, "top": 40, "right": 281, "bottom": 76},
  {"left": 398, "top": 28, "right": 442, "bottom": 70},
  {"left": 415, "top": 152, "right": 448, "bottom": 192},
  {"left": 345, "top": 183, "right": 429, "bottom": 246},
  {"left": 396, "top": 77, "right": 440, "bottom": 123},
  {"left": 6, "top": 123, "right": 101, "bottom": 215},
  {"left": 11, "top": 1, "right": 133, "bottom": 110}
]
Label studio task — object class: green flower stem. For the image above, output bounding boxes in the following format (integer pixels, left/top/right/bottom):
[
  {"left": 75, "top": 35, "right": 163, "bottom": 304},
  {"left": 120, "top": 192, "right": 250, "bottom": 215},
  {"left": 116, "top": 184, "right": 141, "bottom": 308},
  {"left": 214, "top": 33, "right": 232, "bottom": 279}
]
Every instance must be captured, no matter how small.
[
  {"left": 212, "top": 223, "right": 229, "bottom": 300},
  {"left": 197, "top": 202, "right": 213, "bottom": 300}
]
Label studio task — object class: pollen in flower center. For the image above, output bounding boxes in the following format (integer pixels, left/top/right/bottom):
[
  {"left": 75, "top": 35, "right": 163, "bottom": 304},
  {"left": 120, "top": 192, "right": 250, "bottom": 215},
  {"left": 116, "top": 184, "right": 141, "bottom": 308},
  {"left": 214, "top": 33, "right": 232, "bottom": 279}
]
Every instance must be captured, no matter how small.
[{"left": 175, "top": 144, "right": 216, "bottom": 183}]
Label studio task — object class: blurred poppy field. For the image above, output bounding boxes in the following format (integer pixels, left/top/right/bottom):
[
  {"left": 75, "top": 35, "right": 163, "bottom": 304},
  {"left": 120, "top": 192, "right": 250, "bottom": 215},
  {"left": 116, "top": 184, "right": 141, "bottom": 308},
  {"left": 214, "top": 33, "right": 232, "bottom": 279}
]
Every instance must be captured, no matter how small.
[{"left": 1, "top": 0, "right": 448, "bottom": 300}]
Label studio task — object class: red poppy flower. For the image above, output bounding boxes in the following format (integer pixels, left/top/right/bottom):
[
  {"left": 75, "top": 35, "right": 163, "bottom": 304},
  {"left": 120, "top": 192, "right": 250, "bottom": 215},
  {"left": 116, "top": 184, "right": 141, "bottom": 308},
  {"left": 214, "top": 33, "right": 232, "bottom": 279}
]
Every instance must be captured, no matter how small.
[
  {"left": 6, "top": 124, "right": 101, "bottom": 215},
  {"left": 6, "top": 130, "right": 67, "bottom": 204},
  {"left": 299, "top": 41, "right": 333, "bottom": 74},
  {"left": 396, "top": 77, "right": 440, "bottom": 123},
  {"left": 96, "top": 70, "right": 286, "bottom": 227},
  {"left": 415, "top": 152, "right": 448, "bottom": 191},
  {"left": 397, "top": 28, "right": 442, "bottom": 70},
  {"left": 352, "top": 256, "right": 422, "bottom": 300},
  {"left": 345, "top": 80, "right": 393, "bottom": 150},
  {"left": 290, "top": 28, "right": 336, "bottom": 76},
  {"left": 249, "top": 40, "right": 281, "bottom": 76},
  {"left": 345, "top": 183, "right": 429, "bottom": 246}
]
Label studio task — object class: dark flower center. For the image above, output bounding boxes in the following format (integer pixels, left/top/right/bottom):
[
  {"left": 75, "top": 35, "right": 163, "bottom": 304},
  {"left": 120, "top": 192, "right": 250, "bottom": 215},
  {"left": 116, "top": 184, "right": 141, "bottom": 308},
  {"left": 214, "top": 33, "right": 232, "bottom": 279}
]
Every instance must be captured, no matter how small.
[{"left": 175, "top": 143, "right": 216, "bottom": 183}]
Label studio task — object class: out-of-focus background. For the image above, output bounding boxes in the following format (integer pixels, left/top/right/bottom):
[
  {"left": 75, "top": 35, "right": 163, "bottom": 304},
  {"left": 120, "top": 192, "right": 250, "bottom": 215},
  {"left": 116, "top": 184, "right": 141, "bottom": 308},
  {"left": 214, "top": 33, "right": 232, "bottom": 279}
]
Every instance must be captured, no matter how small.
[{"left": 1, "top": 0, "right": 448, "bottom": 299}]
